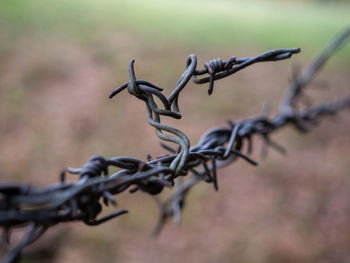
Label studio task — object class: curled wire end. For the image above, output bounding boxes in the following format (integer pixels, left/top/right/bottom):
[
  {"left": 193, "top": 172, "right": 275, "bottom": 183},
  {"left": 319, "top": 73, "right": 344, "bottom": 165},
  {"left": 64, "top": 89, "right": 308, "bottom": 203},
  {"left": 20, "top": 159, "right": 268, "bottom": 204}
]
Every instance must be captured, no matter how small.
[
  {"left": 208, "top": 76, "right": 214, "bottom": 95},
  {"left": 65, "top": 167, "right": 81, "bottom": 174},
  {"left": 103, "top": 191, "right": 117, "bottom": 207},
  {"left": 109, "top": 83, "right": 128, "bottom": 99},
  {"left": 278, "top": 48, "right": 301, "bottom": 59},
  {"left": 85, "top": 209, "right": 129, "bottom": 226},
  {"left": 60, "top": 170, "right": 66, "bottom": 184},
  {"left": 137, "top": 80, "right": 163, "bottom": 91},
  {"left": 152, "top": 197, "right": 167, "bottom": 237},
  {"left": 211, "top": 157, "right": 218, "bottom": 191},
  {"left": 152, "top": 215, "right": 166, "bottom": 237},
  {"left": 230, "top": 149, "right": 258, "bottom": 166},
  {"left": 128, "top": 59, "right": 137, "bottom": 88}
]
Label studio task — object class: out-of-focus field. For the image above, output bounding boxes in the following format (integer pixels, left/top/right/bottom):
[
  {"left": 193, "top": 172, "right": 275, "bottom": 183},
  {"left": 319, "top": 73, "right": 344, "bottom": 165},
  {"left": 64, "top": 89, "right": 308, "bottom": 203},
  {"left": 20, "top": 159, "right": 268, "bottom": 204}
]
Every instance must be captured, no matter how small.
[{"left": 0, "top": 0, "right": 349, "bottom": 262}]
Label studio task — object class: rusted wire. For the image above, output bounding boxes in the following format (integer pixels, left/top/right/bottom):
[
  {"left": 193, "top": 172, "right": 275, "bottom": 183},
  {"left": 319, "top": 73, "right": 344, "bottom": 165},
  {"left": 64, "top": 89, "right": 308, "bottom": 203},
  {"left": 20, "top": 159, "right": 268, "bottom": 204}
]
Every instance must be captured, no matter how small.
[{"left": 1, "top": 28, "right": 349, "bottom": 262}]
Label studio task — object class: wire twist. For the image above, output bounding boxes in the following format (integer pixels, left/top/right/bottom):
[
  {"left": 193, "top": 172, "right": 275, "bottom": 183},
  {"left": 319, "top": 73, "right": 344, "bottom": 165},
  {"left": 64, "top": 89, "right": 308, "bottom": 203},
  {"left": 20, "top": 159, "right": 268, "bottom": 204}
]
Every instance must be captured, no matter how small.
[{"left": 1, "top": 28, "right": 349, "bottom": 263}]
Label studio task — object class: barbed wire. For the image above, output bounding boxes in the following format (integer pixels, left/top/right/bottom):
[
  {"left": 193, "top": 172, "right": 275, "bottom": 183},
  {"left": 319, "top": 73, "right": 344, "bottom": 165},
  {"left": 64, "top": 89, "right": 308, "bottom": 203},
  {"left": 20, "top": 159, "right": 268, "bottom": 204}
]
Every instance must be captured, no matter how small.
[{"left": 1, "top": 28, "right": 349, "bottom": 263}]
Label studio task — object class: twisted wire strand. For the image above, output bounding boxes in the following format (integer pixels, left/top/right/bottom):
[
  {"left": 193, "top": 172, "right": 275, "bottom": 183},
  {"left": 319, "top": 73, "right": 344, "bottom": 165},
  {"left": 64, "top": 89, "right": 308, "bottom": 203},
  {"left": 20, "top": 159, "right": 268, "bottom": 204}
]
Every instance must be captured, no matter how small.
[
  {"left": 109, "top": 48, "right": 301, "bottom": 176},
  {"left": 1, "top": 28, "right": 349, "bottom": 263}
]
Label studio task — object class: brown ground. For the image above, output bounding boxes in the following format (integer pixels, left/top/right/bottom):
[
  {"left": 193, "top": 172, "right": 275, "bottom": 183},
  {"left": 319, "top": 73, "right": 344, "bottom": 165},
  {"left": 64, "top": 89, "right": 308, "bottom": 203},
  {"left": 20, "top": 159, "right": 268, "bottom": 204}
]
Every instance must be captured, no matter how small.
[{"left": 0, "top": 30, "right": 350, "bottom": 263}]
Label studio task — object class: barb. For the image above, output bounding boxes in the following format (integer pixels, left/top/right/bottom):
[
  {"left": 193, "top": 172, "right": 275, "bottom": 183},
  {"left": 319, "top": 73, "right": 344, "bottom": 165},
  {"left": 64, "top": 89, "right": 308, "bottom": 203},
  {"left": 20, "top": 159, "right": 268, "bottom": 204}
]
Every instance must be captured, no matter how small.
[{"left": 1, "top": 28, "right": 350, "bottom": 262}]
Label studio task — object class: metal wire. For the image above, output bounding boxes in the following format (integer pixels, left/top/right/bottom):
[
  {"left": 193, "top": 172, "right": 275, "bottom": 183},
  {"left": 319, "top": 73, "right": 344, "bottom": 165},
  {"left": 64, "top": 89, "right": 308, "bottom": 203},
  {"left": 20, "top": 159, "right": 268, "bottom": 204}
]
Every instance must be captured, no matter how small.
[{"left": 1, "top": 28, "right": 349, "bottom": 262}]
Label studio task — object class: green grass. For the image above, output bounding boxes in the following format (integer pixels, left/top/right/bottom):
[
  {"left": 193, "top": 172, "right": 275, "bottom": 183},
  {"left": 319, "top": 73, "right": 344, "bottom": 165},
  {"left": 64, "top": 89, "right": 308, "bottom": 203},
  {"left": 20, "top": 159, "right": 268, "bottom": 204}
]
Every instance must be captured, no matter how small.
[{"left": 0, "top": 0, "right": 349, "bottom": 62}]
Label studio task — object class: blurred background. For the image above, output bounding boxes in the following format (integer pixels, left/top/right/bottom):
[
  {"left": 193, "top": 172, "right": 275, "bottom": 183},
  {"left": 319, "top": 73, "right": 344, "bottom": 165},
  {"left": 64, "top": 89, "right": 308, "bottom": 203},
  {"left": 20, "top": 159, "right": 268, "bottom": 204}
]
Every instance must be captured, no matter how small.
[{"left": 0, "top": 0, "right": 349, "bottom": 262}]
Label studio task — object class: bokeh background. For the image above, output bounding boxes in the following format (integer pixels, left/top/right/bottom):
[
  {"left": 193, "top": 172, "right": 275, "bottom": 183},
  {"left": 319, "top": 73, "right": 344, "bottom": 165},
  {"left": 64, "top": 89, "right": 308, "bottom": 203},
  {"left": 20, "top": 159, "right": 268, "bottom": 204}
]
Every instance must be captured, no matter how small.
[{"left": 0, "top": 0, "right": 349, "bottom": 262}]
